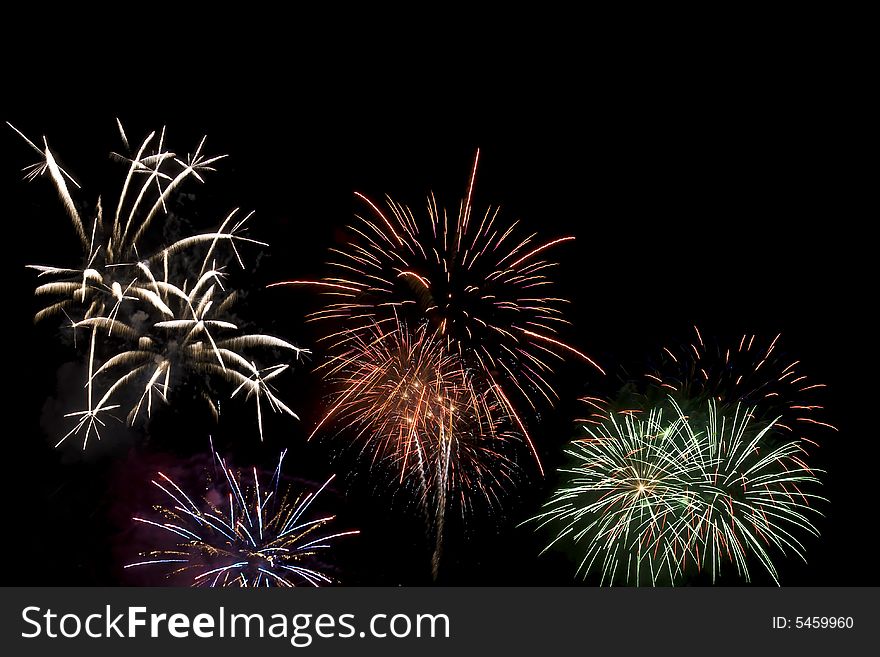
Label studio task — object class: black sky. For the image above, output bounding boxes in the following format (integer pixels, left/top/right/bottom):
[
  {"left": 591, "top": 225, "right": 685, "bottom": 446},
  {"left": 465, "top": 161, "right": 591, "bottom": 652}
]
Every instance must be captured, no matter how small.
[{"left": 2, "top": 59, "right": 873, "bottom": 586}]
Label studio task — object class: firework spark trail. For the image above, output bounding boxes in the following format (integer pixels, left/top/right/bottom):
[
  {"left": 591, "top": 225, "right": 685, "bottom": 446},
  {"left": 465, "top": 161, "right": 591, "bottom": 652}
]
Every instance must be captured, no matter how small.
[
  {"left": 271, "top": 150, "right": 602, "bottom": 474},
  {"left": 316, "top": 316, "right": 520, "bottom": 577},
  {"left": 127, "top": 448, "right": 358, "bottom": 587},
  {"left": 531, "top": 398, "right": 824, "bottom": 586},
  {"left": 57, "top": 325, "right": 121, "bottom": 448},
  {"left": 11, "top": 122, "right": 306, "bottom": 445}
]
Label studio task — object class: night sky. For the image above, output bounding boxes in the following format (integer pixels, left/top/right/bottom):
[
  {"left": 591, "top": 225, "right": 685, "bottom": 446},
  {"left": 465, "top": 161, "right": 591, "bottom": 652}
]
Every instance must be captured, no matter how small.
[{"left": 3, "top": 72, "right": 873, "bottom": 587}]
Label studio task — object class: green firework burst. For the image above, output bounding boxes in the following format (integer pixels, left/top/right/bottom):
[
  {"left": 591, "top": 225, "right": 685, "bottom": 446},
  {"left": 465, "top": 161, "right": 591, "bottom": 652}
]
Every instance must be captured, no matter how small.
[{"left": 533, "top": 399, "right": 824, "bottom": 585}]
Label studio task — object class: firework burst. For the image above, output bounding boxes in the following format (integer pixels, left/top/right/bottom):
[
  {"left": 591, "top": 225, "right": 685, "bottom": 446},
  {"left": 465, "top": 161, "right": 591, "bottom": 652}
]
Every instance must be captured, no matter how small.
[
  {"left": 272, "top": 150, "right": 602, "bottom": 474},
  {"left": 11, "top": 122, "right": 305, "bottom": 446},
  {"left": 315, "top": 316, "right": 520, "bottom": 577},
  {"left": 127, "top": 447, "right": 358, "bottom": 587},
  {"left": 644, "top": 327, "right": 837, "bottom": 445},
  {"left": 533, "top": 398, "right": 824, "bottom": 586}
]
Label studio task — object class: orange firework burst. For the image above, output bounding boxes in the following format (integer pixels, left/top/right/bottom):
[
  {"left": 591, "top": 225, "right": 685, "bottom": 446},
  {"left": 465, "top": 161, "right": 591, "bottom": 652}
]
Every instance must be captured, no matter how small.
[
  {"left": 313, "top": 317, "right": 520, "bottom": 577},
  {"left": 316, "top": 318, "right": 519, "bottom": 504},
  {"left": 272, "top": 150, "right": 602, "bottom": 474}
]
